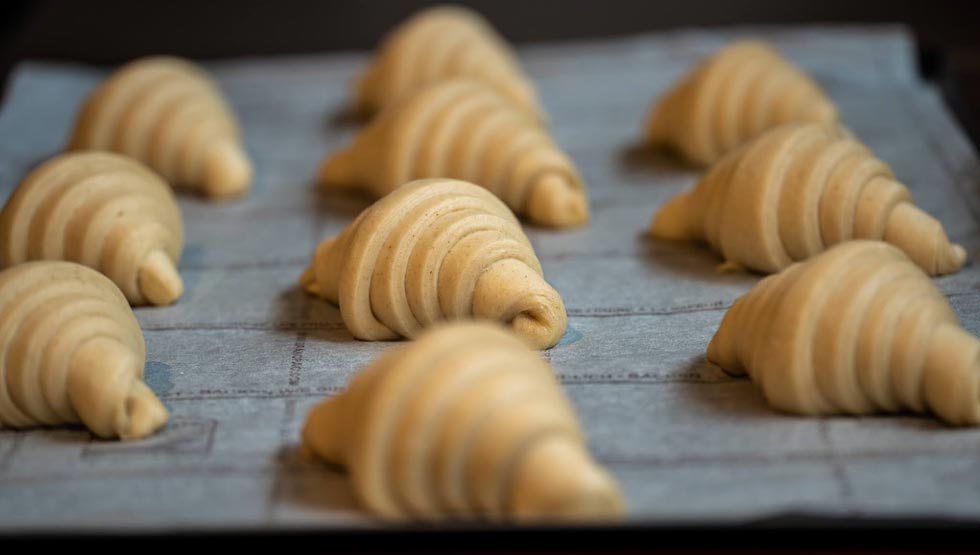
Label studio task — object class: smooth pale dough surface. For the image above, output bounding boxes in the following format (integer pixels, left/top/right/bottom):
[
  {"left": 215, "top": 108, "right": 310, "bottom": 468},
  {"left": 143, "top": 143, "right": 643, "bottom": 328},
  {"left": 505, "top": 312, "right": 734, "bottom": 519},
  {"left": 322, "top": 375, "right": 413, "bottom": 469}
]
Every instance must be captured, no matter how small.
[
  {"left": 353, "top": 4, "right": 541, "bottom": 118},
  {"left": 709, "top": 241, "right": 980, "bottom": 426},
  {"left": 0, "top": 260, "right": 168, "bottom": 439},
  {"left": 67, "top": 56, "right": 253, "bottom": 199},
  {"left": 300, "top": 178, "right": 567, "bottom": 349},
  {"left": 647, "top": 40, "right": 838, "bottom": 166},
  {"left": 321, "top": 79, "right": 589, "bottom": 228},
  {"left": 0, "top": 151, "right": 184, "bottom": 306},
  {"left": 302, "top": 321, "right": 624, "bottom": 521},
  {"left": 650, "top": 123, "right": 966, "bottom": 277}
]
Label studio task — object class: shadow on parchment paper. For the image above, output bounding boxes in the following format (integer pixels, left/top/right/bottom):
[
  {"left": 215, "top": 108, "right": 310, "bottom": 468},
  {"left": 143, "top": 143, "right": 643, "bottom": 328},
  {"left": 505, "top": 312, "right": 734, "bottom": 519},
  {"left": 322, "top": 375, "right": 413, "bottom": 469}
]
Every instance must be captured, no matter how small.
[
  {"left": 617, "top": 140, "right": 697, "bottom": 177},
  {"left": 272, "top": 444, "right": 364, "bottom": 518},
  {"left": 312, "top": 183, "right": 373, "bottom": 222},
  {"left": 270, "top": 283, "right": 354, "bottom": 341},
  {"left": 673, "top": 355, "right": 775, "bottom": 419},
  {"left": 641, "top": 233, "right": 760, "bottom": 288},
  {"left": 14, "top": 427, "right": 90, "bottom": 447},
  {"left": 324, "top": 102, "right": 369, "bottom": 130}
]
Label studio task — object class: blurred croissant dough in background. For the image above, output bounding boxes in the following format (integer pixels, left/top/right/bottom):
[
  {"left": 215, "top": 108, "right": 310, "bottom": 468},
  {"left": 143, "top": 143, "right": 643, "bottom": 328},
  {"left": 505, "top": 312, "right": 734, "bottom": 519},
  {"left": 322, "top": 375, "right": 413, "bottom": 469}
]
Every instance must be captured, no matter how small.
[
  {"left": 647, "top": 40, "right": 838, "bottom": 166},
  {"left": 321, "top": 79, "right": 588, "bottom": 228},
  {"left": 68, "top": 56, "right": 253, "bottom": 199},
  {"left": 650, "top": 123, "right": 966, "bottom": 277},
  {"left": 0, "top": 152, "right": 184, "bottom": 306},
  {"left": 353, "top": 5, "right": 542, "bottom": 119},
  {"left": 301, "top": 178, "right": 567, "bottom": 349},
  {"left": 0, "top": 261, "right": 168, "bottom": 439},
  {"left": 709, "top": 241, "right": 980, "bottom": 426},
  {"left": 302, "top": 322, "right": 624, "bottom": 520}
]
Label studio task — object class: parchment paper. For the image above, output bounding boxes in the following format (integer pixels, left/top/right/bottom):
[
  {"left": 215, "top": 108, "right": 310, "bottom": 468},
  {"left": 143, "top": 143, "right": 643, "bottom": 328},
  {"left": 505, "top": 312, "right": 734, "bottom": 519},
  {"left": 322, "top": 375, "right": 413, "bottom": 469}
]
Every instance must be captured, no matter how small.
[{"left": 1, "top": 25, "right": 979, "bottom": 531}]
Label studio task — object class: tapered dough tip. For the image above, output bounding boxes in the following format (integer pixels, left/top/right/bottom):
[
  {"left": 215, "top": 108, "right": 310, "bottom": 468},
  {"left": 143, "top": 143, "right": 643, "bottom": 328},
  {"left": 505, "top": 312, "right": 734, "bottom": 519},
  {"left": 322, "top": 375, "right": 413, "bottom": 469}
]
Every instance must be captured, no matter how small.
[
  {"left": 930, "top": 241, "right": 967, "bottom": 277},
  {"left": 317, "top": 148, "right": 357, "bottom": 189},
  {"left": 473, "top": 258, "right": 567, "bottom": 349},
  {"left": 301, "top": 396, "right": 345, "bottom": 464},
  {"left": 203, "top": 140, "right": 253, "bottom": 199},
  {"left": 649, "top": 192, "right": 697, "bottom": 241},
  {"left": 525, "top": 173, "right": 590, "bottom": 228},
  {"left": 114, "top": 381, "right": 169, "bottom": 441},
  {"left": 299, "top": 265, "right": 321, "bottom": 295},
  {"left": 511, "top": 436, "right": 625, "bottom": 521},
  {"left": 925, "top": 324, "right": 980, "bottom": 426},
  {"left": 509, "top": 290, "right": 567, "bottom": 350},
  {"left": 884, "top": 202, "right": 966, "bottom": 276},
  {"left": 138, "top": 250, "right": 183, "bottom": 306},
  {"left": 952, "top": 243, "right": 968, "bottom": 269}
]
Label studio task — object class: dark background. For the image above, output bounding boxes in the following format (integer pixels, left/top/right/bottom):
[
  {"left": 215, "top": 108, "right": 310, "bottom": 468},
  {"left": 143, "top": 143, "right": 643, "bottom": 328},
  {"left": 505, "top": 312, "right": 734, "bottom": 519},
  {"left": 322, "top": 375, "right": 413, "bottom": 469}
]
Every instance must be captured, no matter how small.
[
  {"left": 0, "top": 0, "right": 978, "bottom": 150},
  {"left": 1, "top": 1, "right": 979, "bottom": 551}
]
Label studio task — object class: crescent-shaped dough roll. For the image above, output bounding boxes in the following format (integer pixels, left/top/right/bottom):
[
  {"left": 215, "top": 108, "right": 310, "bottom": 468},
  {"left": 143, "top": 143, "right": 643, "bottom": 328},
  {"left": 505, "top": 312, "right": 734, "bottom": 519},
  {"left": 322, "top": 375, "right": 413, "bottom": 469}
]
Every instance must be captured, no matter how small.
[
  {"left": 67, "top": 56, "right": 252, "bottom": 199},
  {"left": 649, "top": 123, "right": 966, "bottom": 277},
  {"left": 300, "top": 178, "right": 567, "bottom": 349},
  {"left": 708, "top": 241, "right": 980, "bottom": 426},
  {"left": 302, "top": 321, "right": 624, "bottom": 520},
  {"left": 647, "top": 40, "right": 838, "bottom": 166},
  {"left": 0, "top": 261, "right": 168, "bottom": 439},
  {"left": 321, "top": 79, "right": 588, "bottom": 228},
  {"left": 353, "top": 5, "right": 542, "bottom": 118},
  {"left": 0, "top": 151, "right": 184, "bottom": 306}
]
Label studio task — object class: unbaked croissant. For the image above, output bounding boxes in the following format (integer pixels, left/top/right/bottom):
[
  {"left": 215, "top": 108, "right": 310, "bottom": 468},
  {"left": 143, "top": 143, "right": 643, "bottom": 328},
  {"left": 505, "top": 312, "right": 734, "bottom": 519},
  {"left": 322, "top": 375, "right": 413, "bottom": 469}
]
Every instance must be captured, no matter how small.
[
  {"left": 647, "top": 40, "right": 838, "bottom": 166},
  {"left": 321, "top": 79, "right": 588, "bottom": 228},
  {"left": 300, "top": 178, "right": 567, "bottom": 349},
  {"left": 0, "top": 151, "right": 184, "bottom": 306},
  {"left": 302, "top": 321, "right": 624, "bottom": 520},
  {"left": 650, "top": 123, "right": 966, "bottom": 276},
  {"left": 67, "top": 56, "right": 252, "bottom": 199},
  {"left": 353, "top": 5, "right": 542, "bottom": 118},
  {"left": 0, "top": 261, "right": 168, "bottom": 439},
  {"left": 709, "top": 241, "right": 980, "bottom": 426}
]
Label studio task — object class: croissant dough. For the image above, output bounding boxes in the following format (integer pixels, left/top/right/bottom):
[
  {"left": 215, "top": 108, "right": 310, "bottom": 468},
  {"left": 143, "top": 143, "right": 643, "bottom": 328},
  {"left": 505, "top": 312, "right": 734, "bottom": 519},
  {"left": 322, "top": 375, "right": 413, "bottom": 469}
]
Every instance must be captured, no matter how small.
[
  {"left": 709, "top": 241, "right": 980, "bottom": 426},
  {"left": 300, "top": 178, "right": 567, "bottom": 349},
  {"left": 0, "top": 151, "right": 184, "bottom": 306},
  {"left": 647, "top": 40, "right": 838, "bottom": 166},
  {"left": 67, "top": 56, "right": 252, "bottom": 199},
  {"left": 650, "top": 123, "right": 966, "bottom": 276},
  {"left": 321, "top": 79, "right": 588, "bottom": 228},
  {"left": 302, "top": 322, "right": 624, "bottom": 520},
  {"left": 0, "top": 261, "right": 168, "bottom": 439},
  {"left": 353, "top": 5, "right": 542, "bottom": 118}
]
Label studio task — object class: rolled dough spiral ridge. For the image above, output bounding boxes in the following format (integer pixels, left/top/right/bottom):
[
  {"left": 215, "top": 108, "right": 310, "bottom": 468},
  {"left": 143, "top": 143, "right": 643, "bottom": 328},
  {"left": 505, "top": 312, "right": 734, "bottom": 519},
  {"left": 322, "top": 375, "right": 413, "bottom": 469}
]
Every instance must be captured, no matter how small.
[
  {"left": 67, "top": 56, "right": 252, "bottom": 199},
  {"left": 709, "top": 241, "right": 980, "bottom": 426},
  {"left": 647, "top": 40, "right": 838, "bottom": 166},
  {"left": 302, "top": 322, "right": 624, "bottom": 520},
  {"left": 301, "top": 178, "right": 567, "bottom": 349},
  {"left": 0, "top": 261, "right": 168, "bottom": 439},
  {"left": 322, "top": 79, "right": 588, "bottom": 228},
  {"left": 649, "top": 123, "right": 966, "bottom": 276},
  {"left": 354, "top": 5, "right": 541, "bottom": 118},
  {"left": 0, "top": 151, "right": 184, "bottom": 306}
]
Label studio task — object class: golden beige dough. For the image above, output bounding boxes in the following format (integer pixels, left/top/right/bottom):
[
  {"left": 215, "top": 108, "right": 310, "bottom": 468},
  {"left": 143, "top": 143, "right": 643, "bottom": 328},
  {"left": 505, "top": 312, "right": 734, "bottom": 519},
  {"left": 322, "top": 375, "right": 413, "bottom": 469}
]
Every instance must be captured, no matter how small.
[
  {"left": 300, "top": 178, "right": 567, "bottom": 349},
  {"left": 647, "top": 40, "right": 838, "bottom": 166},
  {"left": 353, "top": 5, "right": 542, "bottom": 118},
  {"left": 649, "top": 123, "right": 966, "bottom": 277},
  {"left": 0, "top": 261, "right": 168, "bottom": 439},
  {"left": 321, "top": 79, "right": 588, "bottom": 228},
  {"left": 709, "top": 241, "right": 980, "bottom": 426},
  {"left": 67, "top": 56, "right": 252, "bottom": 199},
  {"left": 0, "top": 151, "right": 184, "bottom": 306},
  {"left": 302, "top": 321, "right": 624, "bottom": 520}
]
